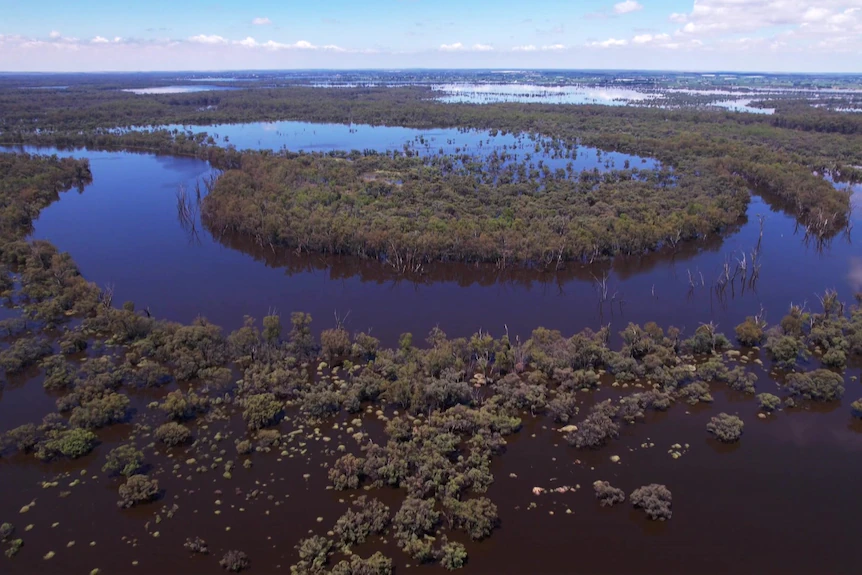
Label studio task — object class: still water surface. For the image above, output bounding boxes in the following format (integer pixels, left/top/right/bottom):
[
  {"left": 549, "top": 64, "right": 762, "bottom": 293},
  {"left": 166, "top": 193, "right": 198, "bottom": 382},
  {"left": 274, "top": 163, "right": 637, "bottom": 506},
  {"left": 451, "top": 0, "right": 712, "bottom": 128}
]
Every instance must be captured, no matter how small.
[
  {"left": 2, "top": 121, "right": 858, "bottom": 347},
  {"left": 1, "top": 123, "right": 862, "bottom": 574}
]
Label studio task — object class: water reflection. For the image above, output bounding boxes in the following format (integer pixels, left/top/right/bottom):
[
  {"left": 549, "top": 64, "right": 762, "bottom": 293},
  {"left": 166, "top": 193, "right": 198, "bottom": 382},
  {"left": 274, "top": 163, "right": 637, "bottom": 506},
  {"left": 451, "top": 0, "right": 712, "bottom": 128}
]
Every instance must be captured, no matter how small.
[
  {"left": 0, "top": 141, "right": 856, "bottom": 346},
  {"left": 121, "top": 85, "right": 237, "bottom": 95}
]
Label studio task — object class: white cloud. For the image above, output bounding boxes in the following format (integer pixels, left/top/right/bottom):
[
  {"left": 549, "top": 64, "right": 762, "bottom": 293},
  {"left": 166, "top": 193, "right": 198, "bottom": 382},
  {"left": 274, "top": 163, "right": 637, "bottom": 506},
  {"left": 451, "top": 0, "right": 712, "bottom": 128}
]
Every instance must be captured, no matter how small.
[
  {"left": 472, "top": 43, "right": 494, "bottom": 51},
  {"left": 588, "top": 38, "right": 628, "bottom": 47},
  {"left": 91, "top": 36, "right": 109, "bottom": 44},
  {"left": 439, "top": 42, "right": 464, "bottom": 51},
  {"left": 673, "top": 1, "right": 862, "bottom": 38},
  {"left": 49, "top": 30, "right": 61, "bottom": 39},
  {"left": 251, "top": 17, "right": 272, "bottom": 25},
  {"left": 188, "top": 34, "right": 228, "bottom": 44},
  {"left": 614, "top": 1, "right": 643, "bottom": 15},
  {"left": 633, "top": 33, "right": 671, "bottom": 44},
  {"left": 512, "top": 44, "right": 537, "bottom": 51},
  {"left": 542, "top": 44, "right": 566, "bottom": 50},
  {"left": 233, "top": 37, "right": 345, "bottom": 52}
]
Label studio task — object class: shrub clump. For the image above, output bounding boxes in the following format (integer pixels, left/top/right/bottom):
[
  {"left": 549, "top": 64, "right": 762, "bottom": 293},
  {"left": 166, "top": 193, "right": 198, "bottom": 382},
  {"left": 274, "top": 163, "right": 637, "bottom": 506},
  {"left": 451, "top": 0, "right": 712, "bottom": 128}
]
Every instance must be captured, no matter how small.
[
  {"left": 154, "top": 422, "right": 192, "bottom": 446},
  {"left": 706, "top": 413, "right": 744, "bottom": 443},
  {"left": 35, "top": 428, "right": 97, "bottom": 460},
  {"left": 852, "top": 399, "right": 862, "bottom": 419},
  {"left": 219, "top": 550, "right": 250, "bottom": 572},
  {"left": 565, "top": 401, "right": 619, "bottom": 449},
  {"left": 117, "top": 474, "right": 160, "bottom": 508},
  {"left": 630, "top": 484, "right": 672, "bottom": 520},
  {"left": 757, "top": 393, "right": 782, "bottom": 412},
  {"left": 786, "top": 369, "right": 844, "bottom": 402},
  {"left": 333, "top": 496, "right": 390, "bottom": 548},
  {"left": 0, "top": 522, "right": 14, "bottom": 540},
  {"left": 159, "top": 390, "right": 209, "bottom": 420},
  {"left": 439, "top": 540, "right": 468, "bottom": 570},
  {"left": 734, "top": 317, "right": 765, "bottom": 346},
  {"left": 69, "top": 392, "right": 131, "bottom": 428},
  {"left": 183, "top": 537, "right": 208, "bottom": 554},
  {"left": 240, "top": 393, "right": 283, "bottom": 430},
  {"left": 593, "top": 480, "right": 626, "bottom": 507},
  {"left": 330, "top": 552, "right": 392, "bottom": 575},
  {"left": 102, "top": 444, "right": 144, "bottom": 477},
  {"left": 295, "top": 536, "right": 332, "bottom": 571}
]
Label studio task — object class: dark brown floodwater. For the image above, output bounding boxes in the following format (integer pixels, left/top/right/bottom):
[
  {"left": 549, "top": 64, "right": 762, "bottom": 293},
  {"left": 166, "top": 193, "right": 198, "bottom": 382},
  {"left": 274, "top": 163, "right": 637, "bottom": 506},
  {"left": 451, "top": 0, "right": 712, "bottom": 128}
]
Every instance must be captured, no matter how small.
[{"left": 1, "top": 133, "right": 861, "bottom": 574}]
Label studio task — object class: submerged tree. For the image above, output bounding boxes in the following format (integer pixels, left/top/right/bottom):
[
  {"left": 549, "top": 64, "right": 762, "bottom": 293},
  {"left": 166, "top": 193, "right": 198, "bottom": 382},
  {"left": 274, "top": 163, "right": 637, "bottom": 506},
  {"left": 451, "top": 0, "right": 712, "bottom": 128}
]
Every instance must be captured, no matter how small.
[{"left": 630, "top": 484, "right": 672, "bottom": 521}]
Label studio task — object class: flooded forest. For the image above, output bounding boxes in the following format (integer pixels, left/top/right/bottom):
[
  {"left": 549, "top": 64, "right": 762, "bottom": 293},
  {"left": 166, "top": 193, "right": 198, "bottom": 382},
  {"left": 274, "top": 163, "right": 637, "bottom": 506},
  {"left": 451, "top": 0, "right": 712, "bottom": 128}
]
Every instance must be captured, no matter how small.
[{"left": 0, "top": 71, "right": 861, "bottom": 574}]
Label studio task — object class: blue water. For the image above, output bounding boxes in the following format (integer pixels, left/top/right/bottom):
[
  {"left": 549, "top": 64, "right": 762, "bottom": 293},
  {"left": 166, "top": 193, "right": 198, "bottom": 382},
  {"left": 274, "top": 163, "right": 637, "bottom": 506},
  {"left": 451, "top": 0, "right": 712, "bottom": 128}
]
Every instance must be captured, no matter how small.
[
  {"left": 122, "top": 85, "right": 238, "bottom": 95},
  {"left": 155, "top": 121, "right": 660, "bottom": 173}
]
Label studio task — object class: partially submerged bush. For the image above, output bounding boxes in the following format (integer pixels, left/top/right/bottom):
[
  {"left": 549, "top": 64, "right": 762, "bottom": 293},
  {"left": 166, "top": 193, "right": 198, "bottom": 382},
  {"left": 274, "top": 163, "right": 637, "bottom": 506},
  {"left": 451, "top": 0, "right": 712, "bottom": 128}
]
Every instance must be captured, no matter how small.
[
  {"left": 766, "top": 335, "right": 808, "bottom": 369},
  {"left": 757, "top": 393, "right": 782, "bottom": 412},
  {"left": 735, "top": 317, "right": 765, "bottom": 346},
  {"left": 35, "top": 428, "right": 97, "bottom": 460},
  {"left": 240, "top": 393, "right": 283, "bottom": 429},
  {"left": 333, "top": 496, "right": 390, "bottom": 548},
  {"left": 329, "top": 453, "right": 364, "bottom": 490},
  {"left": 593, "top": 480, "right": 626, "bottom": 507},
  {"left": 220, "top": 549, "right": 249, "bottom": 572},
  {"left": 786, "top": 369, "right": 844, "bottom": 401},
  {"left": 154, "top": 422, "right": 191, "bottom": 446},
  {"left": 852, "top": 399, "right": 862, "bottom": 419},
  {"left": 706, "top": 413, "right": 744, "bottom": 443},
  {"left": 331, "top": 552, "right": 393, "bottom": 575},
  {"left": 159, "top": 390, "right": 209, "bottom": 421},
  {"left": 678, "top": 381, "right": 713, "bottom": 405},
  {"left": 117, "top": 474, "right": 159, "bottom": 508},
  {"left": 183, "top": 537, "right": 208, "bottom": 554},
  {"left": 630, "top": 484, "right": 672, "bottom": 520},
  {"left": 394, "top": 498, "right": 440, "bottom": 542},
  {"left": 69, "top": 392, "right": 131, "bottom": 428},
  {"left": 295, "top": 536, "right": 332, "bottom": 571},
  {"left": 0, "top": 522, "right": 14, "bottom": 540},
  {"left": 446, "top": 497, "right": 499, "bottom": 541},
  {"left": 0, "top": 336, "right": 52, "bottom": 374},
  {"left": 102, "top": 444, "right": 144, "bottom": 477},
  {"left": 565, "top": 401, "right": 620, "bottom": 449},
  {"left": 439, "top": 540, "right": 468, "bottom": 570},
  {"left": 4, "top": 538, "right": 23, "bottom": 558},
  {"left": 40, "top": 354, "right": 76, "bottom": 390}
]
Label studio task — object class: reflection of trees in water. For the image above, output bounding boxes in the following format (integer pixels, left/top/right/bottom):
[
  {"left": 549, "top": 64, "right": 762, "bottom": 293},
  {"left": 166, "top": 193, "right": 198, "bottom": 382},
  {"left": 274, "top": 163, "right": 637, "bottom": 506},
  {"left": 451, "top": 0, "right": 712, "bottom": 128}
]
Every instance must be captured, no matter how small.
[
  {"left": 849, "top": 257, "right": 862, "bottom": 293},
  {"left": 202, "top": 218, "right": 743, "bottom": 294},
  {"left": 175, "top": 184, "right": 200, "bottom": 245}
]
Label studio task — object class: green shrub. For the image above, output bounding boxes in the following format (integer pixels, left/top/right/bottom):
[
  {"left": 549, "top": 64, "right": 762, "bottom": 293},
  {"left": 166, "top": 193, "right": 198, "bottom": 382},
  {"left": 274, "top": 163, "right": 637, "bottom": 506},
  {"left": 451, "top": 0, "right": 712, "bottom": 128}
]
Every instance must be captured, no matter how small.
[
  {"left": 240, "top": 393, "right": 283, "bottom": 429},
  {"left": 117, "top": 474, "right": 159, "bottom": 508},
  {"left": 102, "top": 444, "right": 144, "bottom": 477},
  {"left": 154, "top": 422, "right": 191, "bottom": 446},
  {"left": 439, "top": 540, "right": 468, "bottom": 570},
  {"left": 36, "top": 428, "right": 97, "bottom": 460},
  {"left": 786, "top": 369, "right": 844, "bottom": 401},
  {"left": 630, "top": 484, "right": 672, "bottom": 520},
  {"left": 757, "top": 393, "right": 782, "bottom": 412},
  {"left": 706, "top": 413, "right": 744, "bottom": 443}
]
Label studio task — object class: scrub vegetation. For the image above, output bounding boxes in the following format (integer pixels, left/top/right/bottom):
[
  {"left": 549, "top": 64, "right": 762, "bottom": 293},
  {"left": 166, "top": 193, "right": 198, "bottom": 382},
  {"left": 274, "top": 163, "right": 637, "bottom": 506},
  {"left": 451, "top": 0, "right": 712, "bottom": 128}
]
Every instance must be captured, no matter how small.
[{"left": 0, "top": 79, "right": 861, "bottom": 572}]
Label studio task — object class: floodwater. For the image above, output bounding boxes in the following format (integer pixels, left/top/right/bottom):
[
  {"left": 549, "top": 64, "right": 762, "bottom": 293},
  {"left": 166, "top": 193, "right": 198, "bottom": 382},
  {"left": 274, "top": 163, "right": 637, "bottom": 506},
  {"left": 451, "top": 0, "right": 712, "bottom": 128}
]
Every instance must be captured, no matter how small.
[
  {"left": 155, "top": 121, "right": 658, "bottom": 172},
  {"left": 0, "top": 122, "right": 858, "bottom": 347},
  {"left": 121, "top": 86, "right": 237, "bottom": 95},
  {"left": 1, "top": 124, "right": 862, "bottom": 574},
  {"left": 432, "top": 83, "right": 661, "bottom": 106}
]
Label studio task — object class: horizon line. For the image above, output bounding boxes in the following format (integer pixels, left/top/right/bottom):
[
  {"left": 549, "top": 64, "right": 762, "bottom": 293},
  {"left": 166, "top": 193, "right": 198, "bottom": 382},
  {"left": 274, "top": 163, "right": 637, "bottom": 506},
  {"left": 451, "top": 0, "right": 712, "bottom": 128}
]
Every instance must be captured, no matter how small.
[{"left": 2, "top": 68, "right": 862, "bottom": 76}]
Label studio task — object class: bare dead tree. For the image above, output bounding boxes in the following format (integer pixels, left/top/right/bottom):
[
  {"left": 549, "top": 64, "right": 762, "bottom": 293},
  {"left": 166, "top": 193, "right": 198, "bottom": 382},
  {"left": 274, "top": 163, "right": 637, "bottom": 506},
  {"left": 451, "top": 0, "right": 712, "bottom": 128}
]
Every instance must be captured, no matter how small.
[
  {"left": 592, "top": 271, "right": 610, "bottom": 303},
  {"left": 100, "top": 283, "right": 115, "bottom": 310}
]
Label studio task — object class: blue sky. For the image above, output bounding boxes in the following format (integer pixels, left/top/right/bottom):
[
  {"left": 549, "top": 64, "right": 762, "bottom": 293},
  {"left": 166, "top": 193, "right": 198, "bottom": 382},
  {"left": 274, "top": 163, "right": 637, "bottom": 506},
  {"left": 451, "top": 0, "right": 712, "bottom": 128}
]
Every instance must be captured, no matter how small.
[{"left": 1, "top": 1, "right": 860, "bottom": 72}]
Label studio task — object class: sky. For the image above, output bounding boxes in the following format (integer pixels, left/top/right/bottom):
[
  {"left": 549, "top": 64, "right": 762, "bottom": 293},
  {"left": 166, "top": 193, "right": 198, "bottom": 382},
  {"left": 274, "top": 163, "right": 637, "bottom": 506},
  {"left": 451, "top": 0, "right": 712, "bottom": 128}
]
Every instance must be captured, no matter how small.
[{"left": 1, "top": 0, "right": 861, "bottom": 73}]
